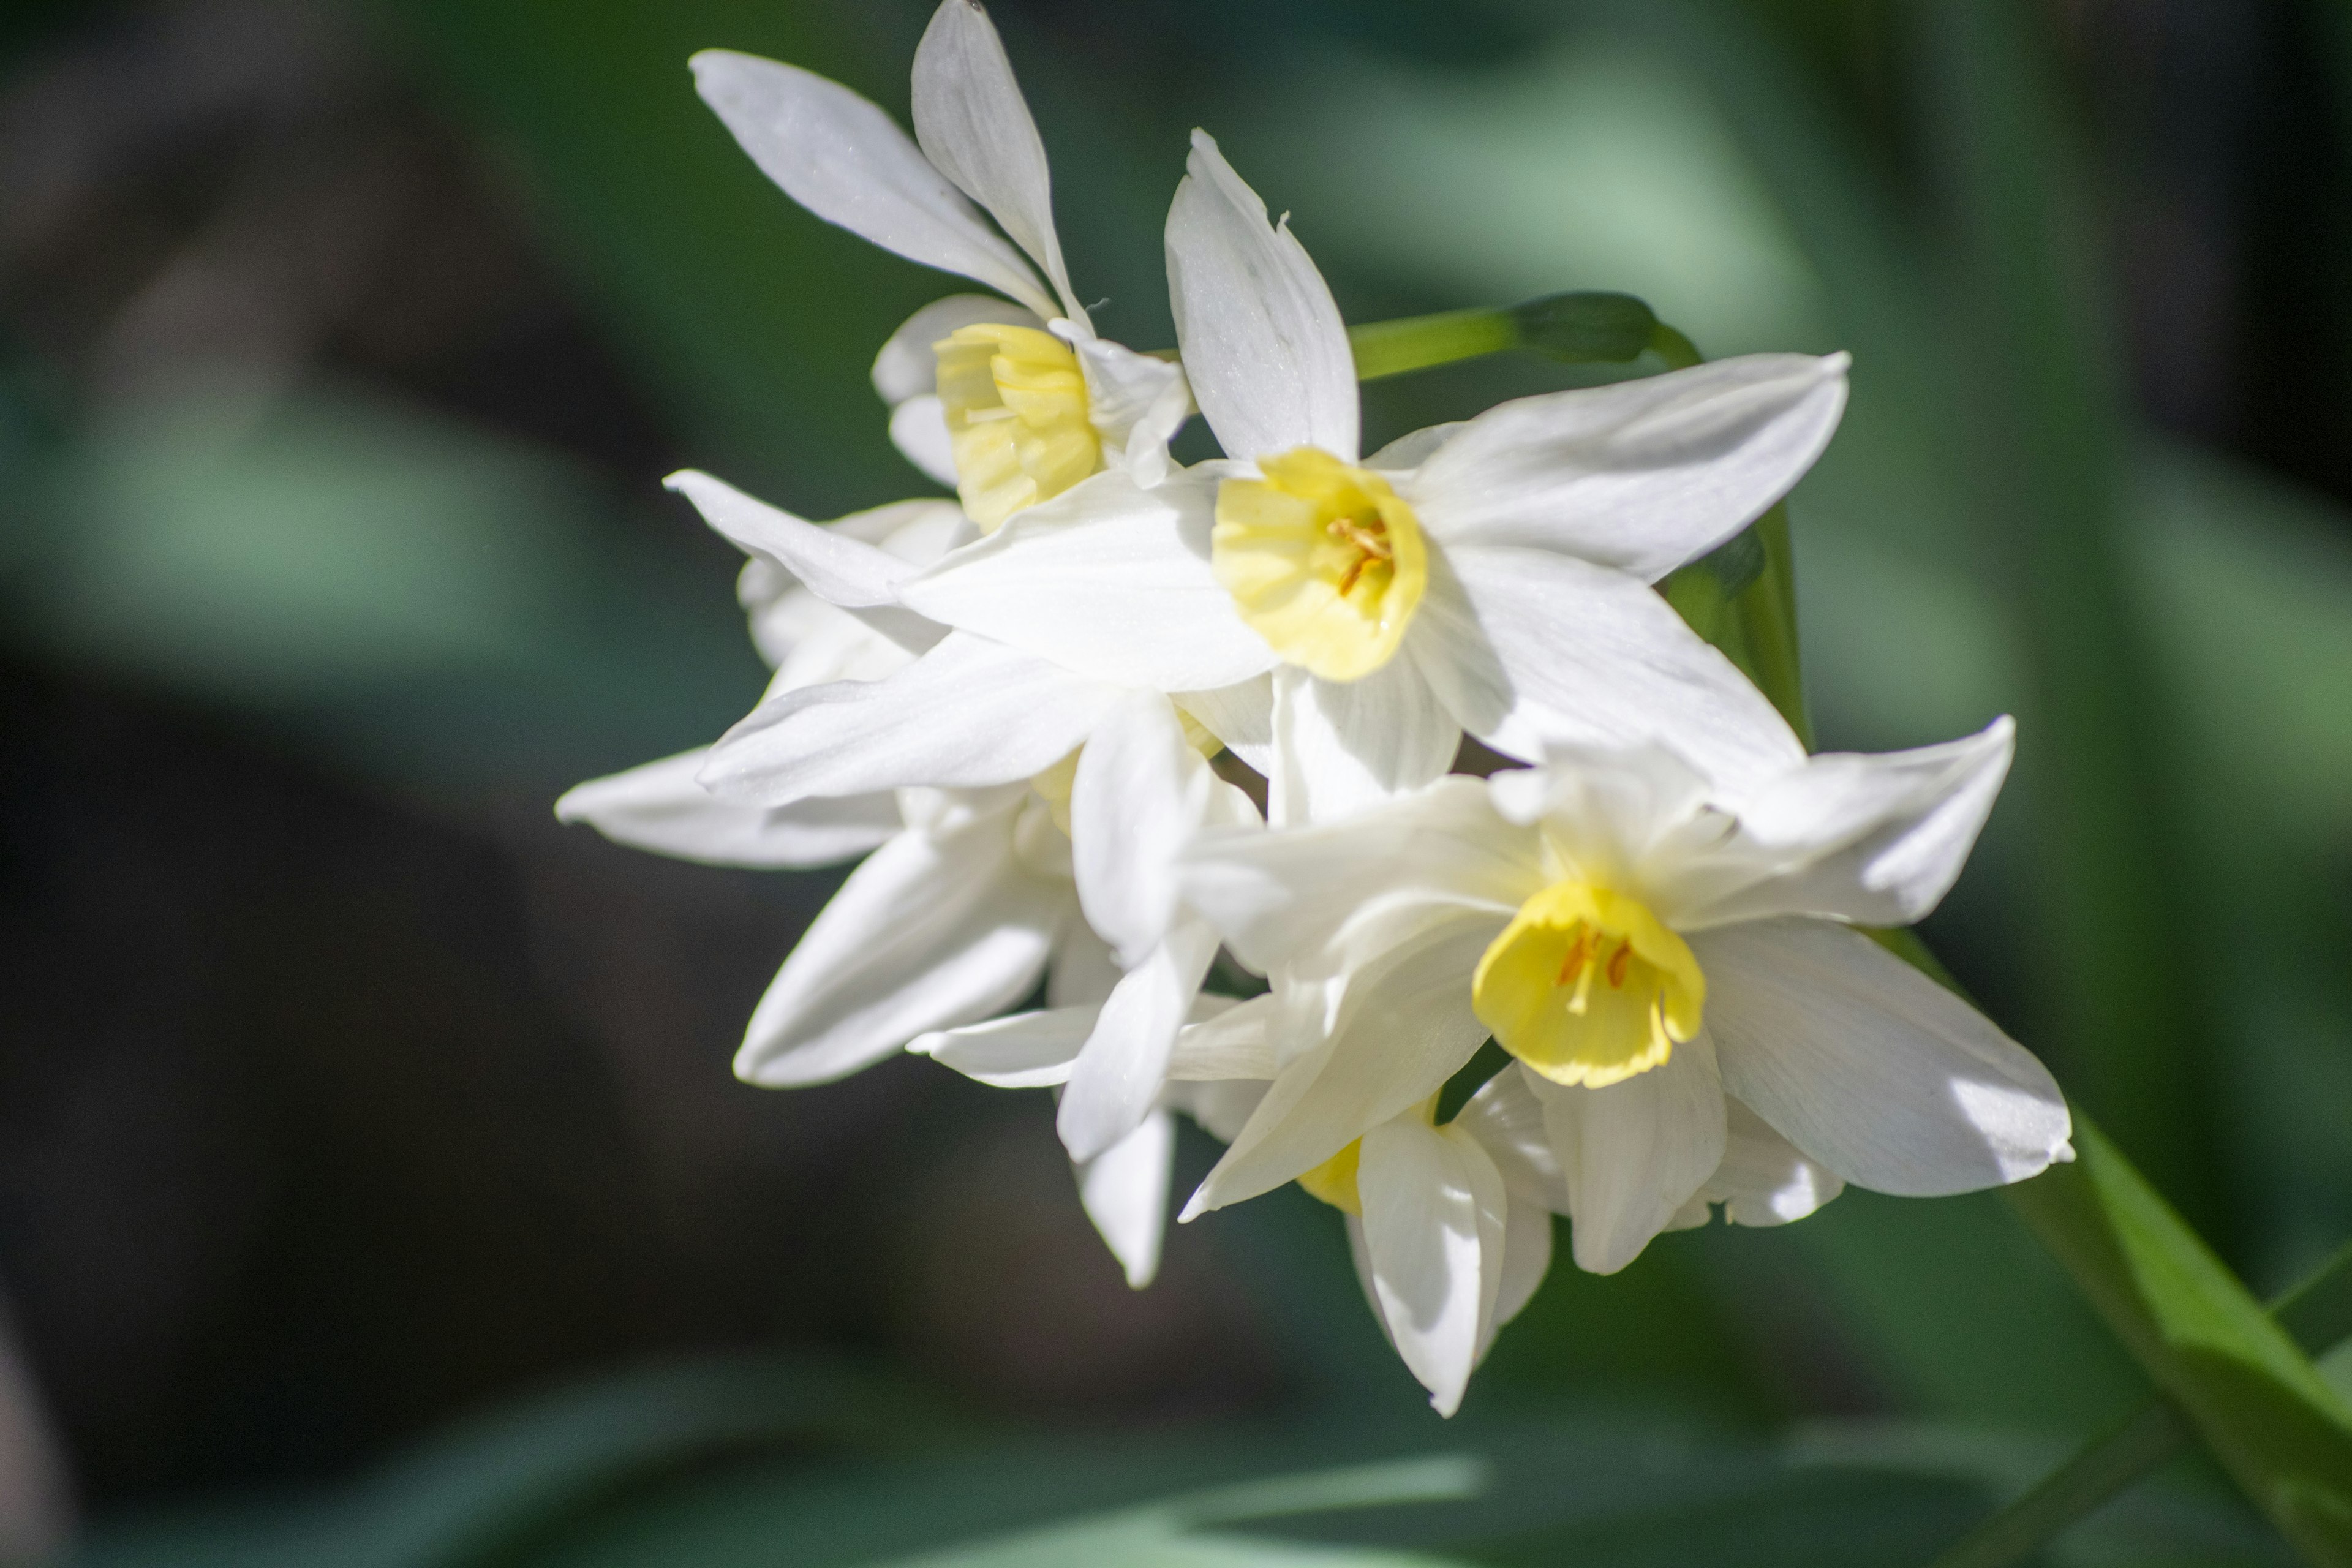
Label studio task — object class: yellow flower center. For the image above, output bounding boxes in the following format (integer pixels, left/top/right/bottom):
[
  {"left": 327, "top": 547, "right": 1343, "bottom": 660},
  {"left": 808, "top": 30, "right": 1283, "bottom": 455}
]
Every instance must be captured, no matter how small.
[
  {"left": 935, "top": 323, "right": 1101, "bottom": 532},
  {"left": 1212, "top": 448, "right": 1428, "bottom": 682},
  {"left": 1472, "top": 883, "right": 1705, "bottom": 1088},
  {"left": 1296, "top": 1095, "right": 1442, "bottom": 1215}
]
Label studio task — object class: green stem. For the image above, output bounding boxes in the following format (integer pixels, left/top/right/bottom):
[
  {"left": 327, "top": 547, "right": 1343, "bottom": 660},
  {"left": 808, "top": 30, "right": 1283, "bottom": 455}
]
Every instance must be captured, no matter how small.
[
  {"left": 1344, "top": 291, "right": 1678, "bottom": 380},
  {"left": 1347, "top": 308, "right": 1517, "bottom": 381}
]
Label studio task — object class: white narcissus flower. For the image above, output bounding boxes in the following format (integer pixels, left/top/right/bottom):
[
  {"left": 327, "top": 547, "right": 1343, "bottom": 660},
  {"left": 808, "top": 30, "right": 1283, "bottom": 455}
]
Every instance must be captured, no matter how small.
[
  {"left": 617, "top": 470, "right": 1262, "bottom": 1162},
  {"left": 1179, "top": 720, "right": 2072, "bottom": 1282},
  {"left": 914, "top": 992, "right": 1276, "bottom": 1288},
  {"left": 692, "top": 0, "right": 1190, "bottom": 530},
  {"left": 900, "top": 130, "right": 1851, "bottom": 822}
]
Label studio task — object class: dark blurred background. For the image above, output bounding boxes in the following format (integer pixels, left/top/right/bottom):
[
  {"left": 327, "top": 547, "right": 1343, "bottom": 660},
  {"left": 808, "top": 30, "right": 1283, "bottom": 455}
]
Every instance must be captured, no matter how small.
[{"left": 2, "top": 0, "right": 2350, "bottom": 1561}]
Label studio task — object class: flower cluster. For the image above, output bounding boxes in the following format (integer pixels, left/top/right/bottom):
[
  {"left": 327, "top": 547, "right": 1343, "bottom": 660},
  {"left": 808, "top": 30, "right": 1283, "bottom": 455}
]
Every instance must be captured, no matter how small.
[{"left": 560, "top": 0, "right": 2071, "bottom": 1415}]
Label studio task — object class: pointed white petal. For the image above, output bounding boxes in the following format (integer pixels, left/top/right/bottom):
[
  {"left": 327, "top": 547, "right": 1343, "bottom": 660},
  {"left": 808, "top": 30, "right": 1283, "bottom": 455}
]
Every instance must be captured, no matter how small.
[
  {"left": 1408, "top": 354, "right": 1850, "bottom": 581},
  {"left": 1167, "top": 1076, "right": 1272, "bottom": 1145},
  {"left": 689, "top": 49, "right": 1056, "bottom": 320},
  {"left": 887, "top": 396, "right": 960, "bottom": 489},
  {"left": 557, "top": 748, "right": 899, "bottom": 868},
  {"left": 1453, "top": 1066, "right": 1571, "bottom": 1212},
  {"left": 667, "top": 470, "right": 944, "bottom": 653},
  {"left": 872, "top": 292, "right": 1047, "bottom": 405},
  {"left": 1182, "top": 776, "right": 1539, "bottom": 976},
  {"left": 1409, "top": 543, "right": 1804, "bottom": 785},
  {"left": 1063, "top": 328, "right": 1193, "bottom": 486},
  {"left": 911, "top": 0, "right": 1084, "bottom": 326},
  {"left": 1185, "top": 916, "right": 1498, "bottom": 1214},
  {"left": 1046, "top": 918, "right": 1121, "bottom": 1009},
  {"left": 736, "top": 799, "right": 1065, "bottom": 1084},
  {"left": 1175, "top": 675, "right": 1275, "bottom": 777},
  {"left": 703, "top": 632, "right": 1121, "bottom": 804},
  {"left": 1057, "top": 921, "right": 1219, "bottom": 1162},
  {"left": 1700, "top": 1096, "right": 1845, "bottom": 1227},
  {"left": 910, "top": 1005, "right": 1093, "bottom": 1087},
  {"left": 901, "top": 466, "right": 1278, "bottom": 690},
  {"left": 1698, "top": 918, "right": 2072, "bottom": 1195},
  {"left": 1164, "top": 129, "right": 1357, "bottom": 462},
  {"left": 1078, "top": 1109, "right": 1174, "bottom": 1288},
  {"left": 1167, "top": 991, "right": 1280, "bottom": 1082},
  {"left": 1668, "top": 717, "right": 2016, "bottom": 930},
  {"left": 1532, "top": 1035, "right": 1727, "bottom": 1275},
  {"left": 1267, "top": 661, "right": 1459, "bottom": 826},
  {"left": 1359, "top": 1116, "right": 1509, "bottom": 1416},
  {"left": 1070, "top": 692, "right": 1211, "bottom": 963}
]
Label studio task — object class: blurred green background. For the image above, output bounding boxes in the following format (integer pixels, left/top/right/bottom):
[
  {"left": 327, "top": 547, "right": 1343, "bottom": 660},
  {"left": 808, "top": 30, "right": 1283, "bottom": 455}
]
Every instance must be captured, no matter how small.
[{"left": 1, "top": 0, "right": 2348, "bottom": 1562}]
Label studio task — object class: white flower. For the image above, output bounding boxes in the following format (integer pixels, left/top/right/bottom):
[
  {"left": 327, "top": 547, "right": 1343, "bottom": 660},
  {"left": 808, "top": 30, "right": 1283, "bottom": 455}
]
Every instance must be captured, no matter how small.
[
  {"left": 1178, "top": 722, "right": 2071, "bottom": 1280},
  {"left": 914, "top": 992, "right": 1276, "bottom": 1288},
  {"left": 578, "top": 469, "right": 1262, "bottom": 1160},
  {"left": 692, "top": 1, "right": 1190, "bottom": 529},
  {"left": 899, "top": 130, "right": 1851, "bottom": 822}
]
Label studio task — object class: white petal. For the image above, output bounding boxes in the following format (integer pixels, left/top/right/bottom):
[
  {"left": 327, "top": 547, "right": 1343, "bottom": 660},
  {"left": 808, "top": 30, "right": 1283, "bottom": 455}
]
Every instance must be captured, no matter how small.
[
  {"left": 703, "top": 632, "right": 1120, "bottom": 804},
  {"left": 1057, "top": 920, "right": 1219, "bottom": 1163},
  {"left": 888, "top": 397, "right": 960, "bottom": 489},
  {"left": 1482, "top": 1193, "right": 1555, "bottom": 1362},
  {"left": 1668, "top": 717, "right": 2016, "bottom": 930},
  {"left": 1181, "top": 776, "right": 1539, "bottom": 976},
  {"left": 871, "top": 292, "right": 1046, "bottom": 405},
  {"left": 1697, "top": 918, "right": 2073, "bottom": 1194},
  {"left": 1167, "top": 991, "right": 1280, "bottom": 1082},
  {"left": 1164, "top": 129, "right": 1357, "bottom": 462},
  {"left": 910, "top": 0, "right": 1084, "bottom": 325},
  {"left": 1070, "top": 692, "right": 1211, "bottom": 963},
  {"left": 1531, "top": 1036, "right": 1727, "bottom": 1276},
  {"left": 667, "top": 470, "right": 943, "bottom": 653},
  {"left": 1365, "top": 421, "right": 1464, "bottom": 472},
  {"left": 1407, "top": 353, "right": 1850, "bottom": 581},
  {"left": 910, "top": 1005, "right": 1093, "bottom": 1087},
  {"left": 557, "top": 748, "right": 899, "bottom": 868},
  {"left": 1409, "top": 543, "right": 1804, "bottom": 785},
  {"left": 1175, "top": 675, "right": 1275, "bottom": 777},
  {"left": 1453, "top": 1066, "right": 1571, "bottom": 1212},
  {"left": 1184, "top": 916, "right": 1497, "bottom": 1215},
  {"left": 1267, "top": 661, "right": 1459, "bottom": 826},
  {"left": 1046, "top": 918, "right": 1121, "bottom": 1009},
  {"left": 689, "top": 49, "right": 1055, "bottom": 320},
  {"left": 1701, "top": 1096, "right": 1845, "bottom": 1227},
  {"left": 1077, "top": 1109, "right": 1173, "bottom": 1288},
  {"left": 1359, "top": 1115, "right": 1509, "bottom": 1416},
  {"left": 901, "top": 466, "right": 1278, "bottom": 691},
  {"left": 1063, "top": 328, "right": 1193, "bottom": 486},
  {"left": 736, "top": 796, "right": 1065, "bottom": 1084},
  {"left": 1166, "top": 1076, "right": 1272, "bottom": 1145}
]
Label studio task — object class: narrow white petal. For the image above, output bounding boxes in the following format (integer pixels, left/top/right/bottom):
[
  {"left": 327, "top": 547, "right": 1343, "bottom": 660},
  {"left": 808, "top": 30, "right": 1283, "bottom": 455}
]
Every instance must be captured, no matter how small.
[
  {"left": 911, "top": 0, "right": 1084, "bottom": 325},
  {"left": 1698, "top": 918, "right": 2072, "bottom": 1194},
  {"left": 1182, "top": 776, "right": 1539, "bottom": 976},
  {"left": 666, "top": 470, "right": 941, "bottom": 652},
  {"left": 1267, "top": 662, "right": 1459, "bottom": 826},
  {"left": 1410, "top": 543, "right": 1804, "bottom": 785},
  {"left": 688, "top": 50, "right": 1055, "bottom": 319},
  {"left": 1166, "top": 1076, "right": 1272, "bottom": 1145},
  {"left": 1700, "top": 1096, "right": 1845, "bottom": 1227},
  {"left": 557, "top": 748, "right": 899, "bottom": 868},
  {"left": 910, "top": 1005, "right": 1093, "bottom": 1087},
  {"left": 902, "top": 466, "right": 1278, "bottom": 692},
  {"left": 1057, "top": 921, "right": 1219, "bottom": 1163},
  {"left": 1167, "top": 991, "right": 1280, "bottom": 1082},
  {"left": 1408, "top": 353, "right": 1850, "bottom": 581},
  {"left": 1532, "top": 1035, "right": 1728, "bottom": 1276},
  {"left": 1185, "top": 916, "right": 1496, "bottom": 1214},
  {"left": 1070, "top": 692, "right": 1210, "bottom": 963},
  {"left": 1164, "top": 129, "right": 1357, "bottom": 462},
  {"left": 1453, "top": 1066, "right": 1572, "bottom": 1212},
  {"left": 702, "top": 631, "right": 1120, "bottom": 805},
  {"left": 1669, "top": 717, "right": 2017, "bottom": 930},
  {"left": 871, "top": 292, "right": 1046, "bottom": 405},
  {"left": 736, "top": 800, "right": 1065, "bottom": 1084},
  {"left": 1077, "top": 1109, "right": 1174, "bottom": 1288},
  {"left": 1063, "top": 329, "right": 1192, "bottom": 486},
  {"left": 1046, "top": 918, "right": 1121, "bottom": 1010},
  {"left": 1359, "top": 1116, "right": 1509, "bottom": 1416},
  {"left": 1175, "top": 675, "right": 1275, "bottom": 777},
  {"left": 888, "top": 396, "right": 960, "bottom": 489}
]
